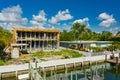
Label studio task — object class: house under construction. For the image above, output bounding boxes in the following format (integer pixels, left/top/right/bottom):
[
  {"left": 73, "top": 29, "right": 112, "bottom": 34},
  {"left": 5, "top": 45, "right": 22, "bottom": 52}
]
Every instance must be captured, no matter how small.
[{"left": 12, "top": 27, "right": 60, "bottom": 52}]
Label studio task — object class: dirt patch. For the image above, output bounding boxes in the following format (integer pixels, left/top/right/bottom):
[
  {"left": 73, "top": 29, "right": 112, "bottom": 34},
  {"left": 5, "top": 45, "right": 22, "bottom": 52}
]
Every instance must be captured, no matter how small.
[{"left": 40, "top": 55, "right": 63, "bottom": 61}]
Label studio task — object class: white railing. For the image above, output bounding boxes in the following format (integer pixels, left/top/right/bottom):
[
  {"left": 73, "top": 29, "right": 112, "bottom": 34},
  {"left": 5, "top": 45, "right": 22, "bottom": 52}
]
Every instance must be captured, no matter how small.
[{"left": 30, "top": 62, "right": 43, "bottom": 80}]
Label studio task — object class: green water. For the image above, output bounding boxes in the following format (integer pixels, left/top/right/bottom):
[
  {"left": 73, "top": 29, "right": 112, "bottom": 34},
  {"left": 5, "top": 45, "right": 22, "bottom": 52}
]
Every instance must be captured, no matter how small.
[{"left": 44, "top": 63, "right": 120, "bottom": 80}]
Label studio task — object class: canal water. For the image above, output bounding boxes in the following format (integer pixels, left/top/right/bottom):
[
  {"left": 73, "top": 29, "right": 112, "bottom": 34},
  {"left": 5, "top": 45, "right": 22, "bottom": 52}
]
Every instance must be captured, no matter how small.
[
  {"left": 2, "top": 63, "right": 120, "bottom": 80},
  {"left": 44, "top": 63, "right": 120, "bottom": 80}
]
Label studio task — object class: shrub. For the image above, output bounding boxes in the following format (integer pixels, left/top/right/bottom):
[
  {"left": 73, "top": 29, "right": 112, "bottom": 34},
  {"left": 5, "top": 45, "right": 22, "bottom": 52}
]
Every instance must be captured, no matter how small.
[
  {"left": 88, "top": 46, "right": 105, "bottom": 52},
  {"left": 69, "top": 45, "right": 76, "bottom": 49}
]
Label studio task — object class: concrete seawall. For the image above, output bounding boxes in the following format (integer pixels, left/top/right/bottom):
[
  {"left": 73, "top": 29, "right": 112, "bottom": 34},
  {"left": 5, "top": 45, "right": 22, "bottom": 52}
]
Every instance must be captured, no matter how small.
[{"left": 0, "top": 54, "right": 111, "bottom": 78}]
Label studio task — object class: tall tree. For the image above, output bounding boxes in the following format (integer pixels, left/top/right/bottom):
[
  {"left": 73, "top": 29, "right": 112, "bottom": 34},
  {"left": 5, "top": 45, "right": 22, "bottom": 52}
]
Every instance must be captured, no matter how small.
[
  {"left": 116, "top": 31, "right": 120, "bottom": 36},
  {"left": 0, "top": 26, "right": 12, "bottom": 57},
  {"left": 100, "top": 31, "right": 113, "bottom": 41},
  {"left": 60, "top": 30, "right": 74, "bottom": 41},
  {"left": 71, "top": 22, "right": 92, "bottom": 40}
]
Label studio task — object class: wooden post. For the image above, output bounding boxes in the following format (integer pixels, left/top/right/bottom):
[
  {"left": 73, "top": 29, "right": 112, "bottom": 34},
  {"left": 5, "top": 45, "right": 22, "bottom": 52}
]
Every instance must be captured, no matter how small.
[
  {"left": 96, "top": 60, "right": 97, "bottom": 66},
  {"left": 95, "top": 67, "right": 98, "bottom": 76},
  {"left": 84, "top": 69, "right": 87, "bottom": 79},
  {"left": 116, "top": 57, "right": 119, "bottom": 64},
  {"left": 70, "top": 71, "right": 73, "bottom": 80},
  {"left": 75, "top": 71, "right": 78, "bottom": 80},
  {"left": 105, "top": 54, "right": 107, "bottom": 62},
  {"left": 90, "top": 68, "right": 93, "bottom": 80},
  {"left": 35, "top": 60, "right": 37, "bottom": 70},
  {"left": 54, "top": 66, "right": 57, "bottom": 80},
  {"left": 102, "top": 66, "right": 104, "bottom": 80},
  {"left": 0, "top": 73, "right": 1, "bottom": 80},
  {"left": 89, "top": 61, "right": 91, "bottom": 66},
  {"left": 81, "top": 62, "right": 83, "bottom": 67},
  {"left": 16, "top": 71, "right": 18, "bottom": 80},
  {"left": 28, "top": 63, "right": 31, "bottom": 79},
  {"left": 73, "top": 62, "right": 76, "bottom": 69},
  {"left": 39, "top": 66, "right": 41, "bottom": 75},
  {"left": 51, "top": 69, "right": 53, "bottom": 80},
  {"left": 43, "top": 67, "right": 46, "bottom": 80},
  {"left": 65, "top": 64, "right": 68, "bottom": 76},
  {"left": 34, "top": 72, "right": 37, "bottom": 80}
]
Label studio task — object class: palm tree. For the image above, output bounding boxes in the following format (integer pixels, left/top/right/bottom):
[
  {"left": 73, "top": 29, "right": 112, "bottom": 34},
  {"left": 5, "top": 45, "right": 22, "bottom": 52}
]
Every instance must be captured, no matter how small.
[
  {"left": 71, "top": 22, "right": 91, "bottom": 48},
  {"left": 100, "top": 31, "right": 113, "bottom": 41},
  {"left": 116, "top": 31, "right": 120, "bottom": 36}
]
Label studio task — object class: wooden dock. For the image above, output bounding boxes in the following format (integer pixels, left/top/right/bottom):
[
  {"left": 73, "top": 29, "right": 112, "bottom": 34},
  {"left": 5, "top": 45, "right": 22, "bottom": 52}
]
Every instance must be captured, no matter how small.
[{"left": 107, "top": 58, "right": 120, "bottom": 64}]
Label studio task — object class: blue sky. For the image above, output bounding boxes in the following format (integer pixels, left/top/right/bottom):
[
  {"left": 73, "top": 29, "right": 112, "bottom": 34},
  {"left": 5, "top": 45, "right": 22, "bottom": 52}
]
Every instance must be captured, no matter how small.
[{"left": 0, "top": 0, "right": 120, "bottom": 33}]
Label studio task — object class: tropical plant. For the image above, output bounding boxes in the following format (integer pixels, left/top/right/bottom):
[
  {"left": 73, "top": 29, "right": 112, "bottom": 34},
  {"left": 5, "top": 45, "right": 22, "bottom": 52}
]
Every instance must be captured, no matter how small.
[{"left": 0, "top": 26, "right": 12, "bottom": 57}]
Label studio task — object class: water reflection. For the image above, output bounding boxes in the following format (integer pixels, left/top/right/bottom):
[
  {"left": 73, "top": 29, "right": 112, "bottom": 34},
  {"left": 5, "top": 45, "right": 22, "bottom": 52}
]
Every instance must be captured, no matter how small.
[{"left": 45, "top": 63, "right": 120, "bottom": 80}]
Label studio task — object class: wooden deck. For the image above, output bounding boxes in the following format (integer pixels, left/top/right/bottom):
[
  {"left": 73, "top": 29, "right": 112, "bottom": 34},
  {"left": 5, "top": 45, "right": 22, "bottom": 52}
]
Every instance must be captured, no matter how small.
[{"left": 107, "top": 58, "right": 120, "bottom": 64}]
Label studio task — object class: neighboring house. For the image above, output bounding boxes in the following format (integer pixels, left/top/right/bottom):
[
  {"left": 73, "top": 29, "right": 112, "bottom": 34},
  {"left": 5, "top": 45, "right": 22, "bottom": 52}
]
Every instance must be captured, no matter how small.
[
  {"left": 60, "top": 41, "right": 113, "bottom": 48},
  {"left": 11, "top": 27, "right": 60, "bottom": 52}
]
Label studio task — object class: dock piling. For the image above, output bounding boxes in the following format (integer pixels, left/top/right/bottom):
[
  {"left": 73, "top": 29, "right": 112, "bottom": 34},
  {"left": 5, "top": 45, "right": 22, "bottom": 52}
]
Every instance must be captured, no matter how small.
[
  {"left": 102, "top": 66, "right": 105, "bottom": 80},
  {"left": 70, "top": 71, "right": 73, "bottom": 80},
  {"left": 16, "top": 71, "right": 18, "bottom": 80},
  {"left": 84, "top": 69, "right": 87, "bottom": 79},
  {"left": 65, "top": 64, "right": 68, "bottom": 76},
  {"left": 75, "top": 71, "right": 78, "bottom": 80},
  {"left": 0, "top": 73, "right": 1, "bottom": 80},
  {"left": 51, "top": 69, "right": 53, "bottom": 80},
  {"left": 116, "top": 57, "right": 119, "bottom": 64},
  {"left": 105, "top": 54, "right": 107, "bottom": 62}
]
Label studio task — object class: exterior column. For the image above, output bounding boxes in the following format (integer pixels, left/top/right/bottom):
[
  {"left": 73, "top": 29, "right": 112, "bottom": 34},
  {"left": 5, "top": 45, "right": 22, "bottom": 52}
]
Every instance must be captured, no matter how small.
[
  {"left": 21, "top": 32, "right": 22, "bottom": 50},
  {"left": 34, "top": 41, "right": 36, "bottom": 50},
  {"left": 38, "top": 41, "right": 40, "bottom": 49},
  {"left": 25, "top": 41, "right": 27, "bottom": 50},
  {"left": 44, "top": 33, "right": 46, "bottom": 40},
  {"left": 30, "top": 32, "right": 32, "bottom": 52},
  {"left": 21, "top": 31, "right": 22, "bottom": 39},
  {"left": 57, "top": 41, "right": 59, "bottom": 49},
  {"left": 57, "top": 33, "right": 60, "bottom": 49},
  {"left": 42, "top": 41, "right": 44, "bottom": 50},
  {"left": 47, "top": 41, "right": 48, "bottom": 50}
]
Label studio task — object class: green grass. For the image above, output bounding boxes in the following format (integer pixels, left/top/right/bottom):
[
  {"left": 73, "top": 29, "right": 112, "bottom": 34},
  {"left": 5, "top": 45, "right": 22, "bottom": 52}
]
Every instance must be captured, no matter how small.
[
  {"left": 0, "top": 60, "right": 5, "bottom": 65},
  {"left": 0, "top": 60, "right": 11, "bottom": 66},
  {"left": 32, "top": 49, "right": 83, "bottom": 59}
]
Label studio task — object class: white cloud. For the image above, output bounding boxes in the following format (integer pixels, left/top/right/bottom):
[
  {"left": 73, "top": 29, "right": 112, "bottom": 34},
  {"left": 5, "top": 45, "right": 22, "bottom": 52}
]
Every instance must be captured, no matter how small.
[
  {"left": 98, "top": 12, "right": 116, "bottom": 27},
  {"left": 32, "top": 10, "right": 47, "bottom": 22},
  {"left": 30, "top": 10, "right": 47, "bottom": 29},
  {"left": 30, "top": 20, "right": 45, "bottom": 29},
  {"left": 48, "top": 9, "right": 73, "bottom": 24},
  {"left": 0, "top": 5, "right": 28, "bottom": 30},
  {"left": 73, "top": 17, "right": 90, "bottom": 27}
]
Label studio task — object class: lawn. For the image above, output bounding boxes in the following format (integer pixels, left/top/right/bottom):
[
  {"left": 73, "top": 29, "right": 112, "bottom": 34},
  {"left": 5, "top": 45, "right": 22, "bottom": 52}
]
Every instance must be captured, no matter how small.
[
  {"left": 0, "top": 49, "right": 83, "bottom": 65},
  {"left": 32, "top": 49, "right": 83, "bottom": 60}
]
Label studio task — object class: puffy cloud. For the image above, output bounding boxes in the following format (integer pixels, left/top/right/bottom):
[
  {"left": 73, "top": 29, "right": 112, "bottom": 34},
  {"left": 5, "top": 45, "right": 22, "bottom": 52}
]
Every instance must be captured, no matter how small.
[
  {"left": 30, "top": 10, "right": 47, "bottom": 29},
  {"left": 0, "top": 5, "right": 28, "bottom": 30},
  {"left": 98, "top": 12, "right": 116, "bottom": 27},
  {"left": 30, "top": 20, "right": 45, "bottom": 29},
  {"left": 32, "top": 10, "right": 47, "bottom": 22},
  {"left": 0, "top": 5, "right": 27, "bottom": 24},
  {"left": 48, "top": 9, "right": 73, "bottom": 24},
  {"left": 73, "top": 17, "right": 90, "bottom": 27}
]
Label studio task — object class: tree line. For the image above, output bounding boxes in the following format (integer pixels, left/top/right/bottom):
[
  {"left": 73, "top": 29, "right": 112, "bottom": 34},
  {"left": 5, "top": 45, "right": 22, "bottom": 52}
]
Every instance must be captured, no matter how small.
[
  {"left": 60, "top": 22, "right": 120, "bottom": 41},
  {"left": 0, "top": 26, "right": 12, "bottom": 57}
]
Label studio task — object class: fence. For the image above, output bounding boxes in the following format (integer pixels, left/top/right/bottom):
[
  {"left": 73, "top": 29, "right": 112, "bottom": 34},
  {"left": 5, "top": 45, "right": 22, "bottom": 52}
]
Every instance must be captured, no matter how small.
[{"left": 29, "top": 61, "right": 43, "bottom": 80}]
